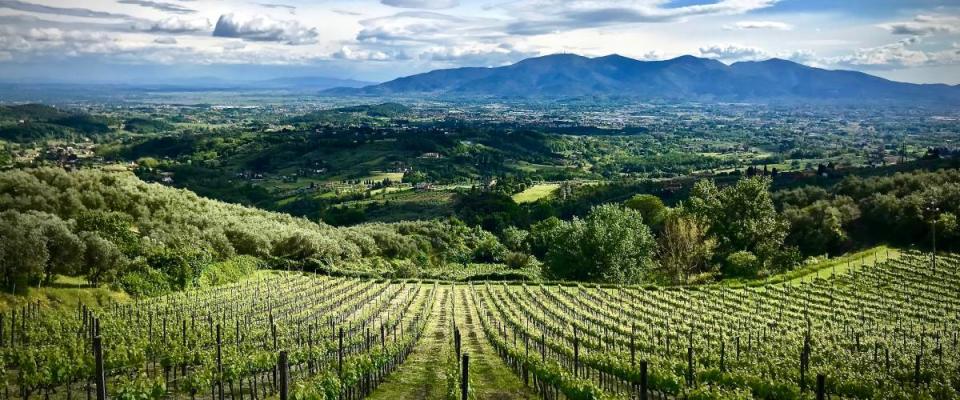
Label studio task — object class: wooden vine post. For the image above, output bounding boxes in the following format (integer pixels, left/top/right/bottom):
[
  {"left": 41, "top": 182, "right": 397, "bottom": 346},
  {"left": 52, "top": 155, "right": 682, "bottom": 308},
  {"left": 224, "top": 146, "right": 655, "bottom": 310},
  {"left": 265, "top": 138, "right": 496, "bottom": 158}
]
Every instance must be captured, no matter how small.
[
  {"left": 216, "top": 324, "right": 224, "bottom": 400},
  {"left": 460, "top": 353, "right": 470, "bottom": 400},
  {"left": 279, "top": 351, "right": 289, "bottom": 400},
  {"left": 93, "top": 335, "right": 106, "bottom": 400},
  {"left": 338, "top": 327, "right": 344, "bottom": 375},
  {"left": 639, "top": 360, "right": 648, "bottom": 400}
]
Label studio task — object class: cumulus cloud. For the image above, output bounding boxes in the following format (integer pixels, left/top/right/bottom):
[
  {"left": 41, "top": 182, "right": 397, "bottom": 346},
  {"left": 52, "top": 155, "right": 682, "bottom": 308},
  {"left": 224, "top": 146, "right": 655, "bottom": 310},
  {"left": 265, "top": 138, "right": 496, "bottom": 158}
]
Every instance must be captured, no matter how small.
[
  {"left": 830, "top": 36, "right": 960, "bottom": 70},
  {"left": 783, "top": 49, "right": 817, "bottom": 64},
  {"left": 356, "top": 11, "right": 495, "bottom": 45},
  {"left": 0, "top": 26, "right": 120, "bottom": 58},
  {"left": 117, "top": 0, "right": 194, "bottom": 14},
  {"left": 18, "top": 27, "right": 109, "bottom": 43},
  {"left": 381, "top": 0, "right": 459, "bottom": 10},
  {"left": 634, "top": 50, "right": 666, "bottom": 61},
  {"left": 0, "top": 0, "right": 131, "bottom": 19},
  {"left": 725, "top": 20, "right": 793, "bottom": 30},
  {"left": 418, "top": 42, "right": 537, "bottom": 65},
  {"left": 698, "top": 44, "right": 767, "bottom": 61},
  {"left": 332, "top": 45, "right": 394, "bottom": 61},
  {"left": 149, "top": 17, "right": 210, "bottom": 33},
  {"left": 153, "top": 36, "right": 177, "bottom": 44},
  {"left": 212, "top": 13, "right": 318, "bottom": 45},
  {"left": 883, "top": 14, "right": 960, "bottom": 36}
]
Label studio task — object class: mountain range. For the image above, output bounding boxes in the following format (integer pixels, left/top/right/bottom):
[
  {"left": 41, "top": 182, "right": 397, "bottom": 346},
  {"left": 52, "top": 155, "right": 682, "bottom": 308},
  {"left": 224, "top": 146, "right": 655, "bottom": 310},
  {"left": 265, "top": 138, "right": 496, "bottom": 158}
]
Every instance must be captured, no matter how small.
[{"left": 327, "top": 54, "right": 960, "bottom": 104}]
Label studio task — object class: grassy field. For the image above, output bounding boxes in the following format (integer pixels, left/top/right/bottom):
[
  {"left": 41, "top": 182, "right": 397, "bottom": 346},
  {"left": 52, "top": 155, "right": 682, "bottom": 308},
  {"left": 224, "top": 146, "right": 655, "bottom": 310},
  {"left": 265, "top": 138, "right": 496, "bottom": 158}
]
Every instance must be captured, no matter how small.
[
  {"left": 512, "top": 183, "right": 560, "bottom": 203},
  {"left": 0, "top": 275, "right": 130, "bottom": 313},
  {"left": 366, "top": 171, "right": 405, "bottom": 183}
]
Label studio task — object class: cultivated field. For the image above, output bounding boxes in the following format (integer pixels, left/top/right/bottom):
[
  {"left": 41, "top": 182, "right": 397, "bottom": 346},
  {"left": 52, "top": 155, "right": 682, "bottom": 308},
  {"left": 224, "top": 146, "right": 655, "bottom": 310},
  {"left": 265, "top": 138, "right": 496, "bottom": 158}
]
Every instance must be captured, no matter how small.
[{"left": 4, "top": 251, "right": 959, "bottom": 399}]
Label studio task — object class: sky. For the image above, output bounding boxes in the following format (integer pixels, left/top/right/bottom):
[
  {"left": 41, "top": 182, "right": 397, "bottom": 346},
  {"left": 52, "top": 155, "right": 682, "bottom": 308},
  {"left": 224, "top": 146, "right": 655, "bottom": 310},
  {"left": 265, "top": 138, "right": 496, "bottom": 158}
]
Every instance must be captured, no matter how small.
[{"left": 0, "top": 0, "right": 958, "bottom": 84}]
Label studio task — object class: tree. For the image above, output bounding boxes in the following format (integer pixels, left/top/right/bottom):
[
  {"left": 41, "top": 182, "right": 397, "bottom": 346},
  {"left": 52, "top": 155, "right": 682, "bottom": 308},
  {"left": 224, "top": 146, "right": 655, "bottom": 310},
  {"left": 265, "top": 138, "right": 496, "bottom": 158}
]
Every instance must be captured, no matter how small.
[
  {"left": 501, "top": 226, "right": 530, "bottom": 253},
  {"left": 453, "top": 190, "right": 526, "bottom": 234},
  {"left": 40, "top": 219, "right": 85, "bottom": 283},
  {"left": 784, "top": 196, "right": 860, "bottom": 256},
  {"left": 76, "top": 211, "right": 139, "bottom": 256},
  {"left": 528, "top": 217, "right": 564, "bottom": 258},
  {"left": 80, "top": 232, "right": 125, "bottom": 285},
  {"left": 0, "top": 210, "right": 48, "bottom": 291},
  {"left": 689, "top": 177, "right": 789, "bottom": 275},
  {"left": 225, "top": 228, "right": 270, "bottom": 257},
  {"left": 545, "top": 204, "right": 656, "bottom": 283},
  {"left": 624, "top": 194, "right": 668, "bottom": 228},
  {"left": 658, "top": 212, "right": 715, "bottom": 284}
]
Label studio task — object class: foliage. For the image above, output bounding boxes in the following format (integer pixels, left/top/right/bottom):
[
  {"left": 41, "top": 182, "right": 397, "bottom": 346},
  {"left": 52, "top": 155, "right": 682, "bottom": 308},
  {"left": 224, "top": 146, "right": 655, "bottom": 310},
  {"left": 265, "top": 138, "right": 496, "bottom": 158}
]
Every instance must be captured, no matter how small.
[
  {"left": 624, "top": 194, "right": 668, "bottom": 228},
  {"left": 783, "top": 196, "right": 860, "bottom": 255},
  {"left": 689, "top": 177, "right": 790, "bottom": 275},
  {"left": 0, "top": 168, "right": 519, "bottom": 291},
  {"left": 658, "top": 211, "right": 716, "bottom": 284},
  {"left": 540, "top": 204, "right": 656, "bottom": 283},
  {"left": 723, "top": 251, "right": 759, "bottom": 278}
]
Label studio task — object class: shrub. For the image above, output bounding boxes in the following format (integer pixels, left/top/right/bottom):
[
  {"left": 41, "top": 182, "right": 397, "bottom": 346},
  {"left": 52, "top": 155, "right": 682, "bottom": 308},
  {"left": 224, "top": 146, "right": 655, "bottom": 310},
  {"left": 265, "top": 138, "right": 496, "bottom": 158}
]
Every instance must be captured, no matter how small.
[
  {"left": 116, "top": 266, "right": 172, "bottom": 297},
  {"left": 725, "top": 251, "right": 759, "bottom": 278}
]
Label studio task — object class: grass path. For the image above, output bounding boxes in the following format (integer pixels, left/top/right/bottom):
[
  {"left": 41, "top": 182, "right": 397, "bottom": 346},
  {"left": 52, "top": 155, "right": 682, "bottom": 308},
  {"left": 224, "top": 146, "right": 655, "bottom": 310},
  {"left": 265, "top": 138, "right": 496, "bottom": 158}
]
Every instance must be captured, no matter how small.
[
  {"left": 368, "top": 285, "right": 536, "bottom": 400},
  {"left": 453, "top": 285, "right": 537, "bottom": 400},
  {"left": 367, "top": 285, "right": 453, "bottom": 400}
]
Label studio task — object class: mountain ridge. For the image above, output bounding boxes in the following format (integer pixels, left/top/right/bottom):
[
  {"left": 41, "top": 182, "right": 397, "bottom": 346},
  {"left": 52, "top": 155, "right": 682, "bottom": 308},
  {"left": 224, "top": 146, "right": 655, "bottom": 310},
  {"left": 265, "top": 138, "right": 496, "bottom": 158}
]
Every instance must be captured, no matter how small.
[{"left": 326, "top": 53, "right": 960, "bottom": 103}]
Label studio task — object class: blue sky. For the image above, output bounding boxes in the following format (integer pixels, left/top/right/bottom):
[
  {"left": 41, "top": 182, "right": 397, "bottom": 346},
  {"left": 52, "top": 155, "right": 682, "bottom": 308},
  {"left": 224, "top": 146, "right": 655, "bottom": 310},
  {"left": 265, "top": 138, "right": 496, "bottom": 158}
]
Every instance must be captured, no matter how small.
[{"left": 0, "top": 0, "right": 958, "bottom": 84}]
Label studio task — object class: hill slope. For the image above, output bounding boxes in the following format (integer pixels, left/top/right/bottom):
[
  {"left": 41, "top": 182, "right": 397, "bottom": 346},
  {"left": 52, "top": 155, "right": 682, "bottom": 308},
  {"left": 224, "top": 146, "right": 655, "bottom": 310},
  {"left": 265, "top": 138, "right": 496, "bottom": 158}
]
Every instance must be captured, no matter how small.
[{"left": 330, "top": 54, "right": 960, "bottom": 103}]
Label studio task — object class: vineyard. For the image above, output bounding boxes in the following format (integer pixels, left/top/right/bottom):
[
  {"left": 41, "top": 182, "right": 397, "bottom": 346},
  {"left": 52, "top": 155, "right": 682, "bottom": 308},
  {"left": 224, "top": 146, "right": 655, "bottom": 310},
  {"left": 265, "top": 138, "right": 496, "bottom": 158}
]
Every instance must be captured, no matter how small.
[{"left": 3, "top": 251, "right": 960, "bottom": 399}]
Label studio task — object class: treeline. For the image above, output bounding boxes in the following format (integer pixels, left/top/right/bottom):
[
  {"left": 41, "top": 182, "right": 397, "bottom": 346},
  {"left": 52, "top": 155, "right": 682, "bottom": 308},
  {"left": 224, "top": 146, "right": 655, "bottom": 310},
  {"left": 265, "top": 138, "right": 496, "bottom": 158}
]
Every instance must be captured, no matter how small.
[
  {"left": 455, "top": 167, "right": 960, "bottom": 284},
  {"left": 777, "top": 167, "right": 959, "bottom": 254},
  {"left": 0, "top": 168, "right": 512, "bottom": 294}
]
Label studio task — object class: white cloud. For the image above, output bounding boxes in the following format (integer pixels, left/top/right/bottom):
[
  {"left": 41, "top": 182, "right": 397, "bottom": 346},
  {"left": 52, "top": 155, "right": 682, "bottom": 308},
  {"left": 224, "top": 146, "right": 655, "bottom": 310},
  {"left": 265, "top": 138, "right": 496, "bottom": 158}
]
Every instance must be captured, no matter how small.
[
  {"left": 332, "top": 46, "right": 394, "bottom": 61},
  {"left": 783, "top": 49, "right": 817, "bottom": 64},
  {"left": 381, "top": 0, "right": 459, "bottom": 10},
  {"left": 117, "top": 0, "right": 194, "bottom": 14},
  {"left": 212, "top": 13, "right": 318, "bottom": 45},
  {"left": 503, "top": 0, "right": 778, "bottom": 35},
  {"left": 830, "top": 36, "right": 960, "bottom": 70},
  {"left": 698, "top": 44, "right": 767, "bottom": 61},
  {"left": 149, "top": 17, "right": 211, "bottom": 33},
  {"left": 882, "top": 14, "right": 960, "bottom": 36},
  {"left": 725, "top": 21, "right": 793, "bottom": 31},
  {"left": 418, "top": 43, "right": 537, "bottom": 65},
  {"left": 634, "top": 50, "right": 666, "bottom": 61}
]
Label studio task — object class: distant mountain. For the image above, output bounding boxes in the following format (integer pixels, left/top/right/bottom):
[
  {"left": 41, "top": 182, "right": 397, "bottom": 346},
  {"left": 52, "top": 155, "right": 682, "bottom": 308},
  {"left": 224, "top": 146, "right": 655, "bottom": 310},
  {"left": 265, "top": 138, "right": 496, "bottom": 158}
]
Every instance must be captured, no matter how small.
[{"left": 327, "top": 54, "right": 960, "bottom": 104}]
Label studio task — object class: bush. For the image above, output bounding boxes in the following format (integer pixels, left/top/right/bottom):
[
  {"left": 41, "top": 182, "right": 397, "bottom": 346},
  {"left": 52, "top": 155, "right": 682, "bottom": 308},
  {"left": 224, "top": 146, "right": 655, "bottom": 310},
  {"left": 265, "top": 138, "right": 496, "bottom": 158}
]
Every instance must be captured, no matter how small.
[
  {"left": 391, "top": 259, "right": 420, "bottom": 279},
  {"left": 725, "top": 251, "right": 759, "bottom": 278},
  {"left": 116, "top": 266, "right": 172, "bottom": 297},
  {"left": 504, "top": 251, "right": 535, "bottom": 269}
]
